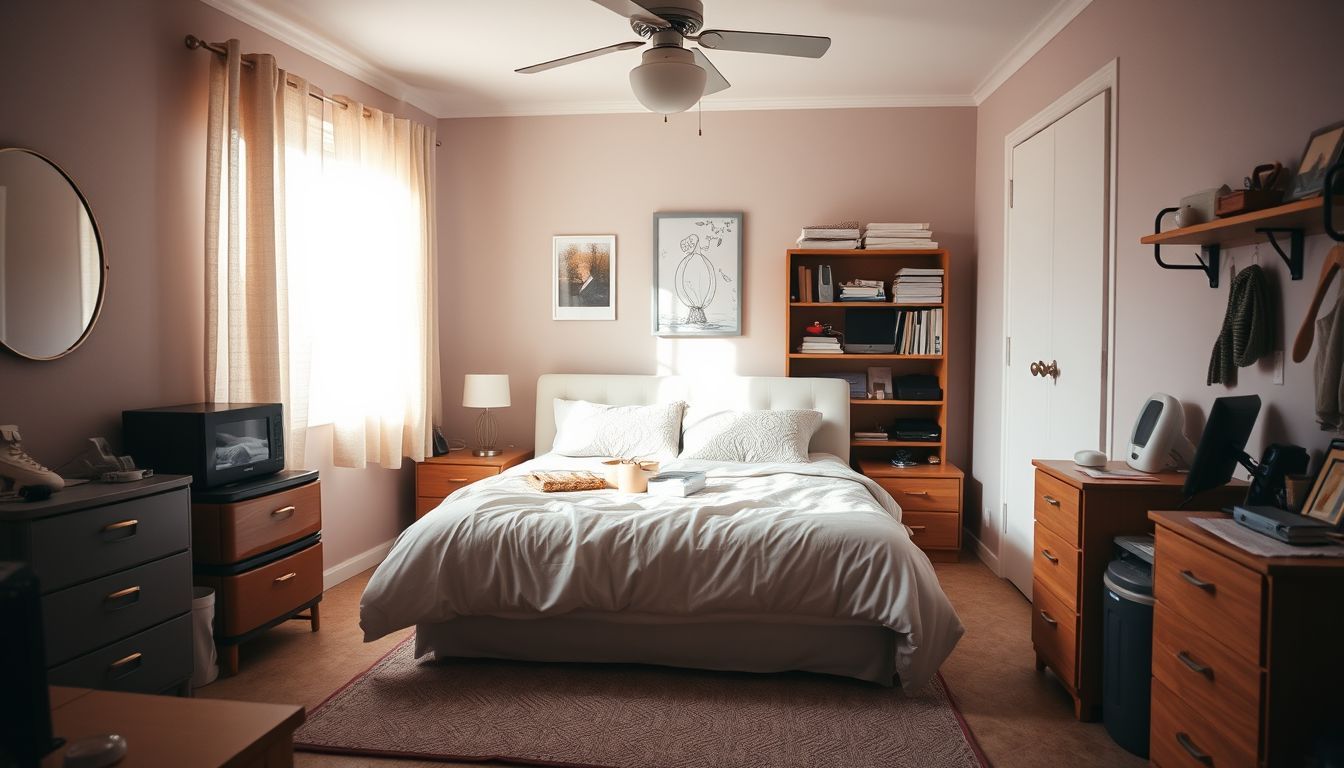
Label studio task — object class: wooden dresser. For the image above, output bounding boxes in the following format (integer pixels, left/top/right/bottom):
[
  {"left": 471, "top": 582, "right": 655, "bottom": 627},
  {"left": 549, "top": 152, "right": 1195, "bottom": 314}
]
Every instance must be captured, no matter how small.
[
  {"left": 1148, "top": 510, "right": 1344, "bottom": 767},
  {"left": 0, "top": 476, "right": 194, "bottom": 696},
  {"left": 191, "top": 471, "right": 322, "bottom": 676},
  {"left": 1029, "top": 460, "right": 1243, "bottom": 720},
  {"left": 858, "top": 460, "right": 963, "bottom": 561},
  {"left": 415, "top": 449, "right": 532, "bottom": 519}
]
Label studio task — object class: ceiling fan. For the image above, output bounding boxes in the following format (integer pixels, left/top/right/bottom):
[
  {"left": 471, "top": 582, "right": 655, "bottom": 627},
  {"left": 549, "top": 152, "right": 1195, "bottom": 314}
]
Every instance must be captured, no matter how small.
[{"left": 515, "top": 0, "right": 831, "bottom": 115}]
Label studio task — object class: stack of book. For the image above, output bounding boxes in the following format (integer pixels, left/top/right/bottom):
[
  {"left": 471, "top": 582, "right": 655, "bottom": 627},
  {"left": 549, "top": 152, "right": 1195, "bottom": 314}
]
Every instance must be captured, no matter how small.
[
  {"left": 892, "top": 267, "right": 944, "bottom": 305},
  {"left": 798, "top": 335, "right": 843, "bottom": 354},
  {"left": 839, "top": 279, "right": 887, "bottom": 302},
  {"left": 797, "top": 221, "right": 861, "bottom": 249},
  {"left": 863, "top": 223, "right": 938, "bottom": 250},
  {"left": 893, "top": 309, "right": 943, "bottom": 355},
  {"left": 854, "top": 429, "right": 890, "bottom": 442}
]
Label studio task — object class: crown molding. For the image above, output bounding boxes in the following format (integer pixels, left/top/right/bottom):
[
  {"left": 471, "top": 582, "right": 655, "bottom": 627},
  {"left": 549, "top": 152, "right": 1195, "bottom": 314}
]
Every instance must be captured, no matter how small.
[
  {"left": 443, "top": 93, "right": 977, "bottom": 119},
  {"left": 971, "top": 0, "right": 1092, "bottom": 105}
]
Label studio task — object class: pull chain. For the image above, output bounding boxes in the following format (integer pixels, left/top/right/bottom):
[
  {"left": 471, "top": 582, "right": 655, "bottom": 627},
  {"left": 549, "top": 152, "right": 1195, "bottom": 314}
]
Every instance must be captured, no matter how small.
[
  {"left": 663, "top": 115, "right": 668, "bottom": 124},
  {"left": 698, "top": 100, "right": 702, "bottom": 136}
]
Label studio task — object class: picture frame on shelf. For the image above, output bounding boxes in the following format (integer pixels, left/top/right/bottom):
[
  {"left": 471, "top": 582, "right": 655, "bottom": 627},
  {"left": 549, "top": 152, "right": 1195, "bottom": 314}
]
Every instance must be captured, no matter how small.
[
  {"left": 867, "top": 366, "right": 892, "bottom": 400},
  {"left": 1288, "top": 119, "right": 1344, "bottom": 201},
  {"left": 1301, "top": 440, "right": 1344, "bottom": 527},
  {"left": 652, "top": 212, "right": 742, "bottom": 337},
  {"left": 553, "top": 235, "right": 616, "bottom": 321}
]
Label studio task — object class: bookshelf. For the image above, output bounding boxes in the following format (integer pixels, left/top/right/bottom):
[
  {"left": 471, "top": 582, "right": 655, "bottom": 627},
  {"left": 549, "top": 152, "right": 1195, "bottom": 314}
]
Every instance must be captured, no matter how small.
[{"left": 786, "top": 247, "right": 963, "bottom": 561}]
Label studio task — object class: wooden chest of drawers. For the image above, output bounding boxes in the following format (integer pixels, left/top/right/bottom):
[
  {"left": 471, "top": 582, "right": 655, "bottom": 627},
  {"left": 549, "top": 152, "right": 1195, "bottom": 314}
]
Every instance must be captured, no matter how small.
[
  {"left": 1028, "top": 460, "right": 1244, "bottom": 720},
  {"left": 1149, "top": 510, "right": 1344, "bottom": 767},
  {"left": 415, "top": 449, "right": 533, "bottom": 519},
  {"left": 858, "top": 461, "right": 964, "bottom": 562},
  {"left": 0, "top": 476, "right": 195, "bottom": 696}
]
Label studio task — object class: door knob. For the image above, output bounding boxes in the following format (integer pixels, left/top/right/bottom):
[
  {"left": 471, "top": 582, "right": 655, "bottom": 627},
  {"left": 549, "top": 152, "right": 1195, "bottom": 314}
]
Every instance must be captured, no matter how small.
[
  {"left": 1029, "top": 361, "right": 1042, "bottom": 377},
  {"left": 1043, "top": 359, "right": 1059, "bottom": 379}
]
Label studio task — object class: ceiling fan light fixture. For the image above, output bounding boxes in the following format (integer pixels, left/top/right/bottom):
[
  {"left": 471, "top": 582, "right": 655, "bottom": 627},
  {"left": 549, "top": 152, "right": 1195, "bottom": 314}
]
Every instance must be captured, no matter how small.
[{"left": 629, "top": 47, "right": 706, "bottom": 114}]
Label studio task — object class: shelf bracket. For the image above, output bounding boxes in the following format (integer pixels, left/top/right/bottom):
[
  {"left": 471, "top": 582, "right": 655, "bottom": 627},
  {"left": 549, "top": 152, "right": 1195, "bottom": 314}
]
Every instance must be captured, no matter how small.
[
  {"left": 1326, "top": 162, "right": 1343, "bottom": 242},
  {"left": 1153, "top": 207, "right": 1220, "bottom": 288},
  {"left": 1255, "top": 228, "right": 1304, "bottom": 280}
]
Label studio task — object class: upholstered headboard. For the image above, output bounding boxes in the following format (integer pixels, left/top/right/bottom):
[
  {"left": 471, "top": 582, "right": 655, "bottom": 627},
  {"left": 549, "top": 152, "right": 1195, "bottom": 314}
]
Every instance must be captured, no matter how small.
[{"left": 534, "top": 374, "right": 850, "bottom": 461}]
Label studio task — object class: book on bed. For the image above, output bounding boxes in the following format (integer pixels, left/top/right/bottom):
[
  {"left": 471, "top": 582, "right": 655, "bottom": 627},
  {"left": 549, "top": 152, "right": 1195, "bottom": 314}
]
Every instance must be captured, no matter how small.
[{"left": 647, "top": 471, "right": 707, "bottom": 497}]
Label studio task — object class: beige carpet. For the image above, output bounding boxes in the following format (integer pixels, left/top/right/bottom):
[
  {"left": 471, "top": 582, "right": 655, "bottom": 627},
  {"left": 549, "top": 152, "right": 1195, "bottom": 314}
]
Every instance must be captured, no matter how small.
[{"left": 294, "top": 636, "right": 986, "bottom": 768}]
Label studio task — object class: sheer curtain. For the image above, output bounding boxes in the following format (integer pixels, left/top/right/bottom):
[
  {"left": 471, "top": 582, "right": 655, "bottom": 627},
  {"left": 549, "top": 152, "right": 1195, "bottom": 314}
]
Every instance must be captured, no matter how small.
[{"left": 205, "top": 39, "right": 440, "bottom": 470}]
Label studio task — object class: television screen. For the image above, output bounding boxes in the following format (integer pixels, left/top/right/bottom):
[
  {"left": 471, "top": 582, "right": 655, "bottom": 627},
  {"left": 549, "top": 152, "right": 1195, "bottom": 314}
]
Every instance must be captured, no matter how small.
[{"left": 215, "top": 418, "right": 271, "bottom": 470}]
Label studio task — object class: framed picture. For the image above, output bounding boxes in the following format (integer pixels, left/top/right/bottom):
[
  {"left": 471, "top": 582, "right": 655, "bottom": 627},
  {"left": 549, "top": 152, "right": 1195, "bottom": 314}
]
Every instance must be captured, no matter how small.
[
  {"left": 553, "top": 235, "right": 616, "bottom": 321},
  {"left": 652, "top": 212, "right": 742, "bottom": 336},
  {"left": 1288, "top": 120, "right": 1344, "bottom": 200},
  {"left": 867, "top": 366, "right": 893, "bottom": 400},
  {"left": 1301, "top": 440, "right": 1344, "bottom": 527}
]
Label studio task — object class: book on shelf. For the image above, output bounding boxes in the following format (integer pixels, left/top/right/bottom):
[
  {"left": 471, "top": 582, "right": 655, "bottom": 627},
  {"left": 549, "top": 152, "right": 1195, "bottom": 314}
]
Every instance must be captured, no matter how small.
[
  {"left": 890, "top": 309, "right": 942, "bottom": 354},
  {"left": 866, "top": 222, "right": 929, "bottom": 231},
  {"left": 797, "top": 238, "right": 860, "bottom": 249},
  {"left": 648, "top": 471, "right": 707, "bottom": 497},
  {"left": 866, "top": 240, "right": 939, "bottom": 249},
  {"left": 800, "top": 221, "right": 862, "bottom": 239},
  {"left": 894, "top": 267, "right": 944, "bottom": 277},
  {"left": 854, "top": 431, "right": 890, "bottom": 441}
]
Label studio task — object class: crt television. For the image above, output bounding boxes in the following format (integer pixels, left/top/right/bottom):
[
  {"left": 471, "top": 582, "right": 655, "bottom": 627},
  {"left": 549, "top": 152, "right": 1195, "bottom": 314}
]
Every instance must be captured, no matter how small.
[{"left": 123, "top": 402, "right": 284, "bottom": 489}]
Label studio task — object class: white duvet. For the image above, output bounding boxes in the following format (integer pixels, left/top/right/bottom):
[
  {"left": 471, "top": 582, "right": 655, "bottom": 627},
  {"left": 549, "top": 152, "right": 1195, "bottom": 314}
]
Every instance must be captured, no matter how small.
[{"left": 360, "top": 453, "right": 964, "bottom": 690}]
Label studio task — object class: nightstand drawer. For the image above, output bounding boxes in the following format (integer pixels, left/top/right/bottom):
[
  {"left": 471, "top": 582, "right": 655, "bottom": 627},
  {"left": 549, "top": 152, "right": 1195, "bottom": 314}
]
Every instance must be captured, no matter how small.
[
  {"left": 415, "top": 497, "right": 441, "bottom": 518},
  {"left": 193, "top": 481, "right": 322, "bottom": 564},
  {"left": 1151, "top": 677, "right": 1256, "bottom": 768},
  {"left": 417, "top": 464, "right": 498, "bottom": 500},
  {"left": 28, "top": 488, "right": 190, "bottom": 593},
  {"left": 1155, "top": 527, "right": 1263, "bottom": 664},
  {"left": 877, "top": 477, "right": 959, "bottom": 511},
  {"left": 1031, "top": 577, "right": 1078, "bottom": 688},
  {"left": 48, "top": 613, "right": 192, "bottom": 695},
  {"left": 208, "top": 541, "right": 323, "bottom": 637},
  {"left": 1033, "top": 470, "right": 1080, "bottom": 545},
  {"left": 1034, "top": 522, "right": 1078, "bottom": 612},
  {"left": 902, "top": 511, "right": 959, "bottom": 549},
  {"left": 42, "top": 551, "right": 192, "bottom": 666}
]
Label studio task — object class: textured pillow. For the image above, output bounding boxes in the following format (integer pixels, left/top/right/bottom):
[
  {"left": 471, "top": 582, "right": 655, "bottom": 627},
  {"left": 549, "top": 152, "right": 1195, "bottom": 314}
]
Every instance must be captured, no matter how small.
[
  {"left": 679, "top": 409, "right": 822, "bottom": 463},
  {"left": 551, "top": 399, "right": 686, "bottom": 460}
]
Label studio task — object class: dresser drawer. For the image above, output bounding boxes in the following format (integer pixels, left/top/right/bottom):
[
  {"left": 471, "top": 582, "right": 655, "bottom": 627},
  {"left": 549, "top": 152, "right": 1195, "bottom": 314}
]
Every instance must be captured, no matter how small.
[
  {"left": 415, "top": 497, "right": 441, "bottom": 519},
  {"left": 903, "top": 511, "right": 960, "bottom": 549},
  {"left": 1031, "top": 576, "right": 1078, "bottom": 688},
  {"left": 1033, "top": 522, "right": 1079, "bottom": 612},
  {"left": 1033, "top": 471, "right": 1080, "bottom": 545},
  {"left": 1155, "top": 527, "right": 1263, "bottom": 664},
  {"left": 27, "top": 488, "right": 190, "bottom": 593},
  {"left": 193, "top": 481, "right": 321, "bottom": 564},
  {"left": 42, "top": 551, "right": 192, "bottom": 665},
  {"left": 1152, "top": 601, "right": 1260, "bottom": 758},
  {"left": 48, "top": 613, "right": 191, "bottom": 695},
  {"left": 1151, "top": 677, "right": 1257, "bottom": 768},
  {"left": 417, "top": 464, "right": 497, "bottom": 500},
  {"left": 206, "top": 541, "right": 323, "bottom": 637},
  {"left": 877, "top": 477, "right": 960, "bottom": 511}
]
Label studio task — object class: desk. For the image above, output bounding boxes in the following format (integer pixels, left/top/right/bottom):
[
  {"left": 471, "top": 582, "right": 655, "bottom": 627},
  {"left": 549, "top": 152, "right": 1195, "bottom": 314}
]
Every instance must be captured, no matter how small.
[{"left": 42, "top": 686, "right": 303, "bottom": 768}]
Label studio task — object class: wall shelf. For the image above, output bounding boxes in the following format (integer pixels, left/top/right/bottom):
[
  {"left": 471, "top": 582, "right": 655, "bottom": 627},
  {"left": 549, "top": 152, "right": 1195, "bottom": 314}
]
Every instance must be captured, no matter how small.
[{"left": 850, "top": 399, "right": 944, "bottom": 406}]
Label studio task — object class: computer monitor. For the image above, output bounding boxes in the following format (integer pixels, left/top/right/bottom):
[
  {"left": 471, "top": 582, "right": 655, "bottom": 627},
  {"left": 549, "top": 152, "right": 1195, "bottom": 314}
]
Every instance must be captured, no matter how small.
[{"left": 1182, "top": 394, "right": 1261, "bottom": 503}]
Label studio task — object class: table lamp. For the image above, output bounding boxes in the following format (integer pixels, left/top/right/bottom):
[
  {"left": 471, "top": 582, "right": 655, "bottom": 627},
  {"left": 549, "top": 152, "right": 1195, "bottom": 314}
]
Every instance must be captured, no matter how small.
[{"left": 463, "top": 374, "right": 510, "bottom": 457}]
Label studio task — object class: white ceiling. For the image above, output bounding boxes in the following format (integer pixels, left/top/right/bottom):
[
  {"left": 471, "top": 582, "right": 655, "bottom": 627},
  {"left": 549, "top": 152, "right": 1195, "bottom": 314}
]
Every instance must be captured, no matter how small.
[{"left": 201, "top": 0, "right": 1091, "bottom": 118}]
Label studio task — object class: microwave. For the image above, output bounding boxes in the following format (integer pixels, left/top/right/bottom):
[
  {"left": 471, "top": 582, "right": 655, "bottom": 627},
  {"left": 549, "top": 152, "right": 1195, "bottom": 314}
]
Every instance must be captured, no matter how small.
[{"left": 122, "top": 402, "right": 285, "bottom": 489}]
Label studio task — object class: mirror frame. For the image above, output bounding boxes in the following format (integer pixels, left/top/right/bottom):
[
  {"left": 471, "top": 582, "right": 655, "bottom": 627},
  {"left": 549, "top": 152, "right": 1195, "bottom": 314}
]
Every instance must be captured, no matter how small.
[{"left": 0, "top": 147, "right": 109, "bottom": 361}]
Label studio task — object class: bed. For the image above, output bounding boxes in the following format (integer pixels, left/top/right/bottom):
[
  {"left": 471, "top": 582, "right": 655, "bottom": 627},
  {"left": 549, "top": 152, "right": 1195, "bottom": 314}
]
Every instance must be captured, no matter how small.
[{"left": 360, "top": 374, "right": 963, "bottom": 689}]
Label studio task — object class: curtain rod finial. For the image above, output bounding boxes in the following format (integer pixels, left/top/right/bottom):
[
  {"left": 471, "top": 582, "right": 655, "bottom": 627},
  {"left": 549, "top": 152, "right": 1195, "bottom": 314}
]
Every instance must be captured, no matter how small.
[{"left": 184, "top": 34, "right": 202, "bottom": 50}]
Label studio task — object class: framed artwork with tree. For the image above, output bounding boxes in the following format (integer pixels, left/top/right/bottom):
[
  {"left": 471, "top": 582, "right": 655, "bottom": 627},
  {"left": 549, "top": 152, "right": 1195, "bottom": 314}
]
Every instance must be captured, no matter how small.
[{"left": 651, "top": 212, "right": 742, "bottom": 337}]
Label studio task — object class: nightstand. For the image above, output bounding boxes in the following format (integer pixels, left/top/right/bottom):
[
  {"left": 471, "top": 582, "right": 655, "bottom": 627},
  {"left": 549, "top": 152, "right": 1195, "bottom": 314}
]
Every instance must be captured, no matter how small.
[
  {"left": 415, "top": 448, "right": 533, "bottom": 518},
  {"left": 857, "top": 460, "right": 963, "bottom": 562}
]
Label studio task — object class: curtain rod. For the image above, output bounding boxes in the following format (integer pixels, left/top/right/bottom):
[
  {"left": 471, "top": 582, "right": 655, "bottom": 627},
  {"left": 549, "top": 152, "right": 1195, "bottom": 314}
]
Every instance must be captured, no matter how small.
[{"left": 184, "top": 35, "right": 440, "bottom": 147}]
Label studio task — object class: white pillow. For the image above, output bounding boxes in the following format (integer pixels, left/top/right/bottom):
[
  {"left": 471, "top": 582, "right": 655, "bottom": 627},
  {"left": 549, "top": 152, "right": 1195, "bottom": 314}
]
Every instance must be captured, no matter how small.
[
  {"left": 552, "top": 399, "right": 686, "bottom": 460},
  {"left": 679, "top": 409, "right": 822, "bottom": 463}
]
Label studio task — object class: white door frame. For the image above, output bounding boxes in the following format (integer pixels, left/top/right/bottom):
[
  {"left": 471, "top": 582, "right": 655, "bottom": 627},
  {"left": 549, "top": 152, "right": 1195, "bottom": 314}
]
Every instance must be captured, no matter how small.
[{"left": 997, "top": 59, "right": 1120, "bottom": 556}]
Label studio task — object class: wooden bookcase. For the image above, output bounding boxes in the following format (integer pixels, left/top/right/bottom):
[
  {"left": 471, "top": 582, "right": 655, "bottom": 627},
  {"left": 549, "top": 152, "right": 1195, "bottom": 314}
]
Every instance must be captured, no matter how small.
[{"left": 784, "top": 248, "right": 951, "bottom": 463}]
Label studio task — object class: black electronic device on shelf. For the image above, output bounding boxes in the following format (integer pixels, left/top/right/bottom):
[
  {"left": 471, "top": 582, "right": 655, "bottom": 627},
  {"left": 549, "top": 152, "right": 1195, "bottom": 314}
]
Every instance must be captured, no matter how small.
[{"left": 890, "top": 419, "right": 941, "bottom": 442}]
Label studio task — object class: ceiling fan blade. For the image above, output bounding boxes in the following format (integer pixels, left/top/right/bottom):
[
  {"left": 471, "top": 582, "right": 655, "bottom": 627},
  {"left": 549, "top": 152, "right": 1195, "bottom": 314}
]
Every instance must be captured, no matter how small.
[
  {"left": 515, "top": 41, "right": 645, "bottom": 74},
  {"left": 693, "top": 48, "right": 731, "bottom": 96},
  {"left": 588, "top": 0, "right": 671, "bottom": 29},
  {"left": 695, "top": 29, "right": 831, "bottom": 58}
]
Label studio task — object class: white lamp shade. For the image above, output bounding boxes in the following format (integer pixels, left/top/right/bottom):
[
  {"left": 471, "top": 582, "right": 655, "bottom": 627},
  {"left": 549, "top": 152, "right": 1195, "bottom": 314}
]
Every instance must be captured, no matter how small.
[
  {"left": 463, "top": 374, "right": 511, "bottom": 408},
  {"left": 629, "top": 47, "right": 706, "bottom": 115}
]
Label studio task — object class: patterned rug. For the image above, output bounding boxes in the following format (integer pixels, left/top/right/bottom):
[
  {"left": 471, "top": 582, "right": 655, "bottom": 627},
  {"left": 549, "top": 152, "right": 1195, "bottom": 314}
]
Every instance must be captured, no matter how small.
[{"left": 296, "top": 636, "right": 987, "bottom": 768}]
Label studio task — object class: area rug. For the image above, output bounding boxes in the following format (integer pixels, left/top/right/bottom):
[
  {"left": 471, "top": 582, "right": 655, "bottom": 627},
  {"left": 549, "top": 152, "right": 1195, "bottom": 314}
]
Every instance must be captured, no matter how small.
[{"left": 295, "top": 636, "right": 988, "bottom": 768}]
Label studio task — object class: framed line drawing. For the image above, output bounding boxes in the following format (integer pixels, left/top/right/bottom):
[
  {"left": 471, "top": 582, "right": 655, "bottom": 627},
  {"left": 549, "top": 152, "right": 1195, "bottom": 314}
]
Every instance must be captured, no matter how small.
[
  {"left": 652, "top": 212, "right": 742, "bottom": 337},
  {"left": 553, "top": 235, "right": 616, "bottom": 321}
]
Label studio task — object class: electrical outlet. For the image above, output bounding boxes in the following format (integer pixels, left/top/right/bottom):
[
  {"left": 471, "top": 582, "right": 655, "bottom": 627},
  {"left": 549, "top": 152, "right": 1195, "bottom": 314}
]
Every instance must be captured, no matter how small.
[{"left": 1273, "top": 351, "right": 1284, "bottom": 385}]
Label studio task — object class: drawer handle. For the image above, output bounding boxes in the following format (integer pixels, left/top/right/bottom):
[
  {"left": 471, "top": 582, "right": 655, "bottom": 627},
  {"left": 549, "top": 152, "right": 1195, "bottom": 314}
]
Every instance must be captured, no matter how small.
[
  {"left": 908, "top": 525, "right": 927, "bottom": 532},
  {"left": 101, "top": 519, "right": 139, "bottom": 539},
  {"left": 1176, "top": 650, "right": 1214, "bottom": 680},
  {"left": 271, "top": 505, "right": 297, "bottom": 520},
  {"left": 1042, "top": 495, "right": 1060, "bottom": 507},
  {"left": 1040, "top": 548, "right": 1060, "bottom": 564},
  {"left": 274, "top": 572, "right": 298, "bottom": 584},
  {"left": 104, "top": 585, "right": 142, "bottom": 609},
  {"left": 902, "top": 490, "right": 930, "bottom": 497},
  {"left": 1175, "top": 732, "right": 1213, "bottom": 765},
  {"left": 108, "top": 652, "right": 143, "bottom": 678},
  {"left": 445, "top": 477, "right": 470, "bottom": 483},
  {"left": 1180, "top": 569, "right": 1216, "bottom": 593},
  {"left": 1039, "top": 609, "right": 1058, "bottom": 627}
]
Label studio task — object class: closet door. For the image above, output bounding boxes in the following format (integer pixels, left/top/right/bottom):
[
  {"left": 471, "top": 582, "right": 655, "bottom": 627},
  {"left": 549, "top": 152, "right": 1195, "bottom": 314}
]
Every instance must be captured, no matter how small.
[{"left": 1002, "top": 92, "right": 1109, "bottom": 598}]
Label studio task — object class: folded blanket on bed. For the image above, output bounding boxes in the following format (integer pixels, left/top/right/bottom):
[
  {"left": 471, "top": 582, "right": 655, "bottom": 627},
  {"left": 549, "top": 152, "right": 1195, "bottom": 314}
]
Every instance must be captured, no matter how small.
[{"left": 525, "top": 471, "right": 606, "bottom": 492}]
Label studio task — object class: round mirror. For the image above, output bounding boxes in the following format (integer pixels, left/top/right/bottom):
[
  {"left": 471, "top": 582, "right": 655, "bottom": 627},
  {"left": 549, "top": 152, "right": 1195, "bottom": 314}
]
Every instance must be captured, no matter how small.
[{"left": 0, "top": 147, "right": 107, "bottom": 360}]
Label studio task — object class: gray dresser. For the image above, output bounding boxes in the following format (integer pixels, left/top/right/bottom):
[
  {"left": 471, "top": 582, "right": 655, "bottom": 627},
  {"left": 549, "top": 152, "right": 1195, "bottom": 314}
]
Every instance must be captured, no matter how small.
[{"left": 0, "top": 475, "right": 194, "bottom": 695}]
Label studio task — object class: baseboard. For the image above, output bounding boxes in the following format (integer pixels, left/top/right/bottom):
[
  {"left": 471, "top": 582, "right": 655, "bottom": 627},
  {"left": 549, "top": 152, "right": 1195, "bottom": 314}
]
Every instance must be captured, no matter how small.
[
  {"left": 963, "top": 528, "right": 1002, "bottom": 576},
  {"left": 323, "top": 538, "right": 394, "bottom": 590}
]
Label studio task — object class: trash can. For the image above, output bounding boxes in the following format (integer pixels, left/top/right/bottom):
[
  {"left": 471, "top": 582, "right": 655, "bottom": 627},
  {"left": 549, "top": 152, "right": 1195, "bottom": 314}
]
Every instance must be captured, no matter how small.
[
  {"left": 1102, "top": 535, "right": 1155, "bottom": 758},
  {"left": 191, "top": 586, "right": 219, "bottom": 688}
]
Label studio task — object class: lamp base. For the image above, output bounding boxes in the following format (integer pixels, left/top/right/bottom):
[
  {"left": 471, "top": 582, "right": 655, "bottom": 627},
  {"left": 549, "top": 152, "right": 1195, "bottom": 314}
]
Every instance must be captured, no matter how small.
[{"left": 472, "top": 448, "right": 502, "bottom": 457}]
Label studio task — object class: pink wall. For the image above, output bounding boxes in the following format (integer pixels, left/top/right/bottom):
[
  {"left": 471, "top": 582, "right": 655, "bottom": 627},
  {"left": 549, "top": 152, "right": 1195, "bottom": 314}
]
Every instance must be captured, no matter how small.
[
  {"left": 435, "top": 108, "right": 977, "bottom": 466},
  {"left": 971, "top": 0, "right": 1344, "bottom": 560},
  {"left": 0, "top": 0, "right": 437, "bottom": 571}
]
